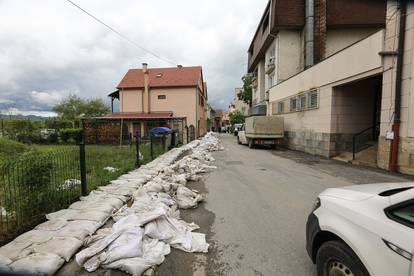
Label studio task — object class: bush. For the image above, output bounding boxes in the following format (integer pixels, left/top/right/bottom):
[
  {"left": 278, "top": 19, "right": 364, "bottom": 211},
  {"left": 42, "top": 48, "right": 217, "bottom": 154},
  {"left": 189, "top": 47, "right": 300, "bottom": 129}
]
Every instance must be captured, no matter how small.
[
  {"left": 59, "top": 128, "right": 83, "bottom": 144},
  {"left": 46, "top": 132, "right": 59, "bottom": 144},
  {"left": 0, "top": 138, "right": 29, "bottom": 163},
  {"left": 1, "top": 152, "right": 54, "bottom": 227}
]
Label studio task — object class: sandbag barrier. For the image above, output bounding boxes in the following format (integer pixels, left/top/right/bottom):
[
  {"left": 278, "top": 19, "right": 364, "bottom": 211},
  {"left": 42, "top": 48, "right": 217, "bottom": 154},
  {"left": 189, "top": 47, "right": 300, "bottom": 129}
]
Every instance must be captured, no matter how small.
[{"left": 0, "top": 133, "right": 223, "bottom": 275}]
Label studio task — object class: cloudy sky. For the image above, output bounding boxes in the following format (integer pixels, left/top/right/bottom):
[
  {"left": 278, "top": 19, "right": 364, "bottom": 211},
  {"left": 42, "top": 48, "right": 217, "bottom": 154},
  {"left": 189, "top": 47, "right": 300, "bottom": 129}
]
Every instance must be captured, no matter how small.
[{"left": 0, "top": 0, "right": 268, "bottom": 116}]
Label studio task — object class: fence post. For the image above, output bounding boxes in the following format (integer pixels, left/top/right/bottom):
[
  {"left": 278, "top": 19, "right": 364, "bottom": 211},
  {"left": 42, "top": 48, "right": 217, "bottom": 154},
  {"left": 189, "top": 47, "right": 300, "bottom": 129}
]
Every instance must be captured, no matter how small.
[
  {"left": 135, "top": 131, "right": 140, "bottom": 167},
  {"left": 162, "top": 133, "right": 166, "bottom": 153},
  {"left": 79, "top": 141, "right": 87, "bottom": 196},
  {"left": 1, "top": 119, "right": 4, "bottom": 137},
  {"left": 352, "top": 136, "right": 356, "bottom": 161},
  {"left": 150, "top": 133, "right": 154, "bottom": 160}
]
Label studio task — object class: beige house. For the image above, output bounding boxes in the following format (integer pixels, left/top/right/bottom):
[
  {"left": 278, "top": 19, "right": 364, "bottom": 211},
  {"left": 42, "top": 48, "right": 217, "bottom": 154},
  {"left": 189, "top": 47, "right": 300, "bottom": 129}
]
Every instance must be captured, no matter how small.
[
  {"left": 104, "top": 64, "right": 207, "bottom": 141},
  {"left": 252, "top": 0, "right": 414, "bottom": 176},
  {"left": 230, "top": 88, "right": 249, "bottom": 116}
]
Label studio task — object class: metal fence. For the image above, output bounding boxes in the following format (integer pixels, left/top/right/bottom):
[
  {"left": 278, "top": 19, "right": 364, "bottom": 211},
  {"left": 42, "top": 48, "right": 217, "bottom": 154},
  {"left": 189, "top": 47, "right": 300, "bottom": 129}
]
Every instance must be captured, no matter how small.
[{"left": 0, "top": 132, "right": 174, "bottom": 244}]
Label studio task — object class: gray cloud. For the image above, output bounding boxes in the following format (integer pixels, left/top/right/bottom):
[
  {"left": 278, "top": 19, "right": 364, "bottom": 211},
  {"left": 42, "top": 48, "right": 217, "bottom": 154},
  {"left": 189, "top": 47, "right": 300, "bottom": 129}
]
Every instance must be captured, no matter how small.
[{"left": 0, "top": 0, "right": 267, "bottom": 115}]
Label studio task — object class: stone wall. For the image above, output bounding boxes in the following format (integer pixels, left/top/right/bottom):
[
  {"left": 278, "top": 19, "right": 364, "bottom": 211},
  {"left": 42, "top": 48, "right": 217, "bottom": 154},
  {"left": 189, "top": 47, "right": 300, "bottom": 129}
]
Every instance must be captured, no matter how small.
[
  {"left": 284, "top": 130, "right": 334, "bottom": 157},
  {"left": 378, "top": 136, "right": 414, "bottom": 176}
]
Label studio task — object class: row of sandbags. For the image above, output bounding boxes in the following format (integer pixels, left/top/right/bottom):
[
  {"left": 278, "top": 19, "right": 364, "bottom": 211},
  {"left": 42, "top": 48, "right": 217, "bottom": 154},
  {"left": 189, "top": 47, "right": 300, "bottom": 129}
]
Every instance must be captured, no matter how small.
[
  {"left": 74, "top": 133, "right": 222, "bottom": 275},
  {"left": 0, "top": 133, "right": 221, "bottom": 275}
]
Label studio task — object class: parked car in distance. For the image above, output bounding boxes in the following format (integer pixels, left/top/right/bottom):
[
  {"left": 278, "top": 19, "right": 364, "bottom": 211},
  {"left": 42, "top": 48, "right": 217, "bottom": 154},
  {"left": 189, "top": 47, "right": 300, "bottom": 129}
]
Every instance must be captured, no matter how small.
[
  {"left": 233, "top": 123, "right": 243, "bottom": 136},
  {"left": 306, "top": 183, "right": 414, "bottom": 276},
  {"left": 237, "top": 116, "right": 284, "bottom": 149}
]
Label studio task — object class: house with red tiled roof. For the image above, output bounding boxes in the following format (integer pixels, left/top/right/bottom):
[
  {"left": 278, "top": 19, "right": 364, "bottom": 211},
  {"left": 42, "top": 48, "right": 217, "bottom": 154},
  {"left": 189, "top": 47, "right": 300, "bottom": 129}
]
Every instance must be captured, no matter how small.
[{"left": 105, "top": 63, "right": 207, "bottom": 141}]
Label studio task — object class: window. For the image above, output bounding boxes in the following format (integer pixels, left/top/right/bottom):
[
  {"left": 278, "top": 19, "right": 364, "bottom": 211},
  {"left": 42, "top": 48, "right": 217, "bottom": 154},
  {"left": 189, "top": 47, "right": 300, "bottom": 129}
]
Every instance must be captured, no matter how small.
[
  {"left": 290, "top": 98, "right": 297, "bottom": 111},
  {"left": 308, "top": 89, "right": 319, "bottom": 108},
  {"left": 158, "top": 95, "right": 166, "bottom": 100},
  {"left": 298, "top": 94, "right": 306, "bottom": 111},
  {"left": 386, "top": 199, "right": 414, "bottom": 229},
  {"left": 278, "top": 102, "right": 284, "bottom": 114}
]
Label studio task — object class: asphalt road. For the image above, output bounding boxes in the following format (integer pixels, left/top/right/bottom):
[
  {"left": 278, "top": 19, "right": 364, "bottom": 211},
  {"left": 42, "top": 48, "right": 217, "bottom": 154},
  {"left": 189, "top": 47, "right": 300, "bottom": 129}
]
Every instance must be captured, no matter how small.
[{"left": 156, "top": 134, "right": 412, "bottom": 276}]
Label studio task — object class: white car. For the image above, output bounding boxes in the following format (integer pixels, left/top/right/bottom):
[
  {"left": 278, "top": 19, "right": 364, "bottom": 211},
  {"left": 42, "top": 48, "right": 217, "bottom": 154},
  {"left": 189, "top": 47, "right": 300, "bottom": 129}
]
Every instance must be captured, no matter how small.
[{"left": 306, "top": 183, "right": 414, "bottom": 276}]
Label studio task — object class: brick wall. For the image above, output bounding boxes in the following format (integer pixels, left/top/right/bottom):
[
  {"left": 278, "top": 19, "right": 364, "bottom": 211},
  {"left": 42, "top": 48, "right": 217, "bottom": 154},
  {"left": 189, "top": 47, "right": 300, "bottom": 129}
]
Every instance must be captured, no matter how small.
[{"left": 327, "top": 0, "right": 386, "bottom": 27}]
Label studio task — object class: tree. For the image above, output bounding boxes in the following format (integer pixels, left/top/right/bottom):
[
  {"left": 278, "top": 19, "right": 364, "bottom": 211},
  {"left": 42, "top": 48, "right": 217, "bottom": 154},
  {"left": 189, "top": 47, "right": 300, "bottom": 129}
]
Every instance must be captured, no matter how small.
[
  {"left": 229, "top": 111, "right": 245, "bottom": 125},
  {"left": 238, "top": 74, "right": 253, "bottom": 106},
  {"left": 53, "top": 95, "right": 110, "bottom": 126}
]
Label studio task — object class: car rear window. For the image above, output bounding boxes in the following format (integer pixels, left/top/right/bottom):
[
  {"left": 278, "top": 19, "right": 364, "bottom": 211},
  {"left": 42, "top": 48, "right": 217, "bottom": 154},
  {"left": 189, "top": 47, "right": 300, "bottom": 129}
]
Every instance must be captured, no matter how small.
[{"left": 379, "top": 187, "right": 414, "bottom": 196}]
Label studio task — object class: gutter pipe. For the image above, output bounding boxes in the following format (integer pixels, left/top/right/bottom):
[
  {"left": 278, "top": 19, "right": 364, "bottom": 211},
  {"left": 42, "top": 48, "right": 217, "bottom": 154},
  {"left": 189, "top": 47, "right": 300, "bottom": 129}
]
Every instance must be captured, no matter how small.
[
  {"left": 389, "top": 0, "right": 407, "bottom": 172},
  {"left": 305, "top": 0, "right": 315, "bottom": 68}
]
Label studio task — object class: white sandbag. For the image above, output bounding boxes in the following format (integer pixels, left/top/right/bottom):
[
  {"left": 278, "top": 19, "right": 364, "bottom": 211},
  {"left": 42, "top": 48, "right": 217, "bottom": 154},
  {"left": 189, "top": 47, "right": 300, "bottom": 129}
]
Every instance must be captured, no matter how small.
[
  {"left": 0, "top": 240, "right": 32, "bottom": 261},
  {"left": 0, "top": 254, "right": 12, "bottom": 267},
  {"left": 54, "top": 224, "right": 91, "bottom": 240},
  {"left": 101, "top": 227, "right": 144, "bottom": 264},
  {"left": 46, "top": 209, "right": 110, "bottom": 223},
  {"left": 75, "top": 230, "right": 122, "bottom": 267},
  {"left": 35, "top": 219, "right": 67, "bottom": 231},
  {"left": 175, "top": 186, "right": 204, "bottom": 209},
  {"left": 102, "top": 238, "right": 170, "bottom": 276},
  {"left": 0, "top": 254, "right": 12, "bottom": 272},
  {"left": 69, "top": 201, "right": 116, "bottom": 214},
  {"left": 144, "top": 216, "right": 197, "bottom": 251},
  {"left": 32, "top": 236, "right": 83, "bottom": 262},
  {"left": 84, "top": 228, "right": 113, "bottom": 246},
  {"left": 172, "top": 232, "right": 209, "bottom": 253},
  {"left": 10, "top": 252, "right": 64, "bottom": 275},
  {"left": 14, "top": 230, "right": 54, "bottom": 244},
  {"left": 65, "top": 220, "right": 102, "bottom": 236}
]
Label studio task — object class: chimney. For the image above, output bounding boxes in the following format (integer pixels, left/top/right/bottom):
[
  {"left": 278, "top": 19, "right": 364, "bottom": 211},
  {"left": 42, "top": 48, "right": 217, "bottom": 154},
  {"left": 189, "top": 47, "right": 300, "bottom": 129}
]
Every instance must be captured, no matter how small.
[{"left": 142, "top": 63, "right": 150, "bottom": 113}]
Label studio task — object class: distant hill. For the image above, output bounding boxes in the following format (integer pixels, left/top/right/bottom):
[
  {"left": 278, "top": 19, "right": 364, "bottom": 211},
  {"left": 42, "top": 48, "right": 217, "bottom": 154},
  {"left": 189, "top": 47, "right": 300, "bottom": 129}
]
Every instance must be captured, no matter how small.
[{"left": 0, "top": 114, "right": 49, "bottom": 121}]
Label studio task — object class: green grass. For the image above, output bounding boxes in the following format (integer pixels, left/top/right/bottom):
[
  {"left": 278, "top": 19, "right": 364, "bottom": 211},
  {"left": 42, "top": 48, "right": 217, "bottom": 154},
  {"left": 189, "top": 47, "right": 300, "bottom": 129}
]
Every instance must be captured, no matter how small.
[{"left": 0, "top": 140, "right": 168, "bottom": 244}]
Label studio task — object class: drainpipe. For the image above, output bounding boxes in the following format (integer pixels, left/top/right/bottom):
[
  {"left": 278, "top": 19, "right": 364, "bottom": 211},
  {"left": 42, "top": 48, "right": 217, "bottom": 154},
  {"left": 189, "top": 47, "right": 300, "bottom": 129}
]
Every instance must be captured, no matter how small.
[
  {"left": 142, "top": 63, "right": 149, "bottom": 113},
  {"left": 305, "top": 0, "right": 315, "bottom": 68},
  {"left": 389, "top": 0, "right": 407, "bottom": 172}
]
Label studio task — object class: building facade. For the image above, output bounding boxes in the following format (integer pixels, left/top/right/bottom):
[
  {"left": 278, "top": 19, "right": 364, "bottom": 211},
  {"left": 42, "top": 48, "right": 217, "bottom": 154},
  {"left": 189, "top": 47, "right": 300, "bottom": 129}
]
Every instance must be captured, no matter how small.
[
  {"left": 377, "top": 0, "right": 414, "bottom": 175},
  {"left": 107, "top": 64, "right": 207, "bottom": 139},
  {"left": 231, "top": 88, "right": 249, "bottom": 116},
  {"left": 247, "top": 0, "right": 386, "bottom": 115},
  {"left": 249, "top": 0, "right": 414, "bottom": 176}
]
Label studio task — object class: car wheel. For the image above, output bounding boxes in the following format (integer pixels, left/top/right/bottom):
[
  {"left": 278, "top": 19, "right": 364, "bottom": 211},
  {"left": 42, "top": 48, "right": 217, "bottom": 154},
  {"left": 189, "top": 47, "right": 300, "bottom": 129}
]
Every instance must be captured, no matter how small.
[
  {"left": 316, "top": 241, "right": 369, "bottom": 276},
  {"left": 248, "top": 139, "right": 254, "bottom": 148}
]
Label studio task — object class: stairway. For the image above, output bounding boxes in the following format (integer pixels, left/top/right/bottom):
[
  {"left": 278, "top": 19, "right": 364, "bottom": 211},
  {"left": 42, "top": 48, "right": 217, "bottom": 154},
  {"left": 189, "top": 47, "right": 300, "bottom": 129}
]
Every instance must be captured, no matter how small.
[
  {"left": 351, "top": 143, "right": 378, "bottom": 168},
  {"left": 332, "top": 142, "right": 378, "bottom": 168}
]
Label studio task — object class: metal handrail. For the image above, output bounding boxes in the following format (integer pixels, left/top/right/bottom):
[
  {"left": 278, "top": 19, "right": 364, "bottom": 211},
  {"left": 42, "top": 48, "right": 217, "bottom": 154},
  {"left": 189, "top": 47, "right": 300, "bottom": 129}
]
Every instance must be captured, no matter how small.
[{"left": 352, "top": 123, "right": 380, "bottom": 160}]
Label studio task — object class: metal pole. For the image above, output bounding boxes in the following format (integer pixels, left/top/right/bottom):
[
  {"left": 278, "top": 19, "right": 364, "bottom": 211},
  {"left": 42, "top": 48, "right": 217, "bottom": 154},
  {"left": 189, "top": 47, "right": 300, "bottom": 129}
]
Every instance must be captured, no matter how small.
[
  {"left": 352, "top": 136, "right": 356, "bottom": 160},
  {"left": 150, "top": 133, "right": 154, "bottom": 160},
  {"left": 135, "top": 131, "right": 140, "bottom": 167},
  {"left": 79, "top": 141, "right": 87, "bottom": 196}
]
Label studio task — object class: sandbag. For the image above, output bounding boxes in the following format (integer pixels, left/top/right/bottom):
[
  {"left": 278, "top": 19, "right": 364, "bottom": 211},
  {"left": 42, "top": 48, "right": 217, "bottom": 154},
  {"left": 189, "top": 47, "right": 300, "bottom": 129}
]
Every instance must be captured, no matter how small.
[
  {"left": 32, "top": 236, "right": 83, "bottom": 262},
  {"left": 102, "top": 238, "right": 170, "bottom": 276},
  {"left": 10, "top": 252, "right": 64, "bottom": 275}
]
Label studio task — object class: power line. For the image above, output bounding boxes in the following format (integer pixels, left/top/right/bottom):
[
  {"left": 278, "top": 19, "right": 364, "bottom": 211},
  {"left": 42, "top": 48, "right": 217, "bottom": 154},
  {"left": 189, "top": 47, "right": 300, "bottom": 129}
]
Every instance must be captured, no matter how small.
[{"left": 64, "top": 0, "right": 178, "bottom": 66}]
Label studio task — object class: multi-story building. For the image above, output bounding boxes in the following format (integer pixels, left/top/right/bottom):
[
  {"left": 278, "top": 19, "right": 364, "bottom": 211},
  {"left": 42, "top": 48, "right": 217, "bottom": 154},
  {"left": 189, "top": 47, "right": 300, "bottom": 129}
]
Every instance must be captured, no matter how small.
[
  {"left": 247, "top": 0, "right": 386, "bottom": 115},
  {"left": 106, "top": 64, "right": 207, "bottom": 139},
  {"left": 230, "top": 88, "right": 249, "bottom": 116},
  {"left": 248, "top": 0, "right": 414, "bottom": 176}
]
